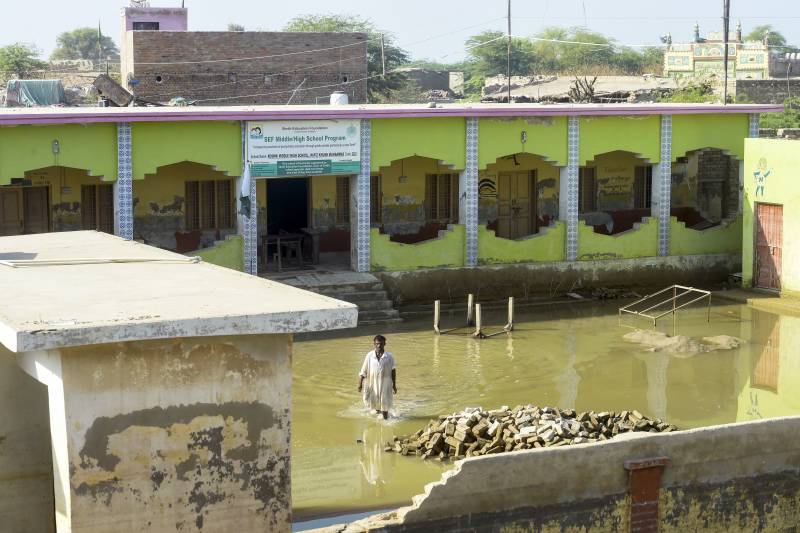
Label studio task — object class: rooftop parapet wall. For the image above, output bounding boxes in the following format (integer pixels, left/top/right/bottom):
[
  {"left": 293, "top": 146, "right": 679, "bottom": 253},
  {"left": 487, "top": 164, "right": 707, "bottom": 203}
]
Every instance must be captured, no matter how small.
[{"left": 348, "top": 416, "right": 800, "bottom": 532}]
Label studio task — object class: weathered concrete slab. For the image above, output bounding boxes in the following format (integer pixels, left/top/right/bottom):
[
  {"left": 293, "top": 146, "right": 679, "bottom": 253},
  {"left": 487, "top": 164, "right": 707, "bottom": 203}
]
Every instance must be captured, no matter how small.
[{"left": 0, "top": 231, "right": 357, "bottom": 352}]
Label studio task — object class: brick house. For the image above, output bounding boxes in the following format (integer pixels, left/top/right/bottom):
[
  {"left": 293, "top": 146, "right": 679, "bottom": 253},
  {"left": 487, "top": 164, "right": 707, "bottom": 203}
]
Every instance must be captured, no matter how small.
[{"left": 120, "top": 5, "right": 368, "bottom": 105}]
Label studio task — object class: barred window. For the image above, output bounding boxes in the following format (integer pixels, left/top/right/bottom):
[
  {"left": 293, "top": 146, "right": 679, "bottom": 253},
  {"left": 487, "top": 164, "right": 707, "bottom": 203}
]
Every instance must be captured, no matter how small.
[
  {"left": 336, "top": 176, "right": 350, "bottom": 224},
  {"left": 634, "top": 166, "right": 653, "bottom": 209},
  {"left": 425, "top": 174, "right": 459, "bottom": 223},
  {"left": 185, "top": 179, "right": 234, "bottom": 230}
]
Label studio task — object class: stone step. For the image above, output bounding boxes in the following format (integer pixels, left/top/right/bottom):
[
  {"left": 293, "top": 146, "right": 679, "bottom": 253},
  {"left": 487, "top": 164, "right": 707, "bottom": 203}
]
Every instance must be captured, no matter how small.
[
  {"left": 319, "top": 289, "right": 389, "bottom": 303},
  {"left": 358, "top": 308, "right": 401, "bottom": 323},
  {"left": 317, "top": 282, "right": 385, "bottom": 293},
  {"left": 358, "top": 317, "right": 404, "bottom": 326},
  {"left": 353, "top": 299, "right": 394, "bottom": 311}
]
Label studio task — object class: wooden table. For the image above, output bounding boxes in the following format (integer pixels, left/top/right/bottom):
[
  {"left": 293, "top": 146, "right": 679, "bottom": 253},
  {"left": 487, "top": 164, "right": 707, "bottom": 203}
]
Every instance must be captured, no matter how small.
[{"left": 261, "top": 233, "right": 305, "bottom": 271}]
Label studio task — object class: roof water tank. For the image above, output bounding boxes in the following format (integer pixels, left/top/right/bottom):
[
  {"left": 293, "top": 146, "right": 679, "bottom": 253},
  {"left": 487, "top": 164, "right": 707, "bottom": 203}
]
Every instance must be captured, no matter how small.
[{"left": 330, "top": 91, "right": 349, "bottom": 105}]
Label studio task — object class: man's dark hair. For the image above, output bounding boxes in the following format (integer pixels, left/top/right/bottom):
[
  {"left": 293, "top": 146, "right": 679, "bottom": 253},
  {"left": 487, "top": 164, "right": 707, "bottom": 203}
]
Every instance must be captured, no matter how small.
[{"left": 373, "top": 334, "right": 386, "bottom": 343}]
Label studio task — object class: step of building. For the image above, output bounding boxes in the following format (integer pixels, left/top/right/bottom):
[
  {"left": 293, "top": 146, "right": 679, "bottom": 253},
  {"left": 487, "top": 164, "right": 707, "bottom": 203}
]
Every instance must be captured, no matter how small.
[
  {"left": 358, "top": 308, "right": 402, "bottom": 326},
  {"left": 303, "top": 276, "right": 402, "bottom": 326},
  {"left": 318, "top": 289, "right": 390, "bottom": 304}
]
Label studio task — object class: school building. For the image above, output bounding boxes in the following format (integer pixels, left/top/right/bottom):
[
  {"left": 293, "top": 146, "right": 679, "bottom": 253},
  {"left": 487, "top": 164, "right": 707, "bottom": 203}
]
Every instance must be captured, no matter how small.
[{"left": 0, "top": 103, "right": 781, "bottom": 293}]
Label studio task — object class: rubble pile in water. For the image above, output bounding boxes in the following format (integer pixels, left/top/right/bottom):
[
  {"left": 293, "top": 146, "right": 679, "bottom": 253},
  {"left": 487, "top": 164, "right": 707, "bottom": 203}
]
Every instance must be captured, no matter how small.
[{"left": 386, "top": 405, "right": 678, "bottom": 461}]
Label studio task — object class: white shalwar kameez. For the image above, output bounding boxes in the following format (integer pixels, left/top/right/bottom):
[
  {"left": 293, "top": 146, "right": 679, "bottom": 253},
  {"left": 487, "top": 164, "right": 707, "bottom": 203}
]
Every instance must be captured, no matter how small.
[{"left": 359, "top": 350, "right": 395, "bottom": 413}]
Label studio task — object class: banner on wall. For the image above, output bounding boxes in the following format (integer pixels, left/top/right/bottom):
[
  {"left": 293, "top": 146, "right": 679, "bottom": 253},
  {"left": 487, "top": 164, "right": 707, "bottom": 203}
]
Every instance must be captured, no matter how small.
[{"left": 247, "top": 120, "right": 361, "bottom": 177}]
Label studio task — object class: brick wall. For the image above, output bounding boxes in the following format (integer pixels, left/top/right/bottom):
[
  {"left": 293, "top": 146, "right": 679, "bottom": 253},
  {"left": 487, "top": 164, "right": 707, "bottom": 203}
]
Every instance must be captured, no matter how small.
[
  {"left": 736, "top": 79, "right": 800, "bottom": 104},
  {"left": 124, "top": 32, "right": 368, "bottom": 105},
  {"left": 697, "top": 149, "right": 739, "bottom": 220}
]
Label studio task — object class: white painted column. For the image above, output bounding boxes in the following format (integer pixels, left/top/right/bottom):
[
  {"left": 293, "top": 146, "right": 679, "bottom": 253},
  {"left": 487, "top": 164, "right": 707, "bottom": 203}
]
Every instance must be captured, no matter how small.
[
  {"left": 239, "top": 122, "right": 258, "bottom": 275},
  {"left": 114, "top": 122, "right": 134, "bottom": 240},
  {"left": 565, "top": 117, "right": 580, "bottom": 261},
  {"left": 465, "top": 117, "right": 479, "bottom": 267},
  {"left": 657, "top": 115, "right": 673, "bottom": 257},
  {"left": 354, "top": 119, "right": 372, "bottom": 272}
]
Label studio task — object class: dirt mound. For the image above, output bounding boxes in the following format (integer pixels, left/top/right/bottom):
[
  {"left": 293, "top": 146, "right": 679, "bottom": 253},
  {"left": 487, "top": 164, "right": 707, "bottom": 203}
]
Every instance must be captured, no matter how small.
[{"left": 623, "top": 330, "right": 743, "bottom": 354}]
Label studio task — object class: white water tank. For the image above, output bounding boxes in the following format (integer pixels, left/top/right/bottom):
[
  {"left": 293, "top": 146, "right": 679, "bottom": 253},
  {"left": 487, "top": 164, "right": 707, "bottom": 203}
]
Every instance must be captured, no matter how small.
[{"left": 330, "top": 91, "right": 349, "bottom": 105}]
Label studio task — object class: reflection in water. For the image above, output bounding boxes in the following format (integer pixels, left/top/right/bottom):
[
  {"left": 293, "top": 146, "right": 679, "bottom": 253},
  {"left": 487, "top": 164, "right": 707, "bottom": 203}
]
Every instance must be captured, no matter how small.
[
  {"left": 359, "top": 422, "right": 393, "bottom": 497},
  {"left": 293, "top": 302, "right": 798, "bottom": 520},
  {"left": 635, "top": 352, "right": 670, "bottom": 421},
  {"left": 557, "top": 327, "right": 579, "bottom": 409}
]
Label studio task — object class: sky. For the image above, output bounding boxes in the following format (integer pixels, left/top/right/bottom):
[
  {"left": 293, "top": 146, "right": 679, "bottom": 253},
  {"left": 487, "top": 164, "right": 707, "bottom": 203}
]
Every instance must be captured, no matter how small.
[{"left": 2, "top": 0, "right": 799, "bottom": 62}]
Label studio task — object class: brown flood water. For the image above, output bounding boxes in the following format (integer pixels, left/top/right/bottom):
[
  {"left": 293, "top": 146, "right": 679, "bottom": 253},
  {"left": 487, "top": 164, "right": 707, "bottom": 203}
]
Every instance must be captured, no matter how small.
[{"left": 292, "top": 300, "right": 800, "bottom": 520}]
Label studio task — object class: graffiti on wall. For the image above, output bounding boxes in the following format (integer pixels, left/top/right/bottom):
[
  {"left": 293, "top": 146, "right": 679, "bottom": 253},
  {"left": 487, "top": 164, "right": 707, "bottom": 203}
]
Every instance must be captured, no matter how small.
[{"left": 754, "top": 157, "right": 771, "bottom": 197}]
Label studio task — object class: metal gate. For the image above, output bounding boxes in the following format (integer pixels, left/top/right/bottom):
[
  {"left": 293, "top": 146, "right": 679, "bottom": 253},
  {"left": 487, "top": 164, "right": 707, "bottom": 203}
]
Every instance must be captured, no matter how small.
[{"left": 754, "top": 203, "right": 782, "bottom": 290}]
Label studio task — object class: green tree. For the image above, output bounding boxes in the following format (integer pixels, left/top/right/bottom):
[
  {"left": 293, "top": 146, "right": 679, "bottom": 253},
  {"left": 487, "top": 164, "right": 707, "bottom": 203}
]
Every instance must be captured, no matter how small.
[
  {"left": 227, "top": 23, "right": 245, "bottom": 32},
  {"left": 531, "top": 27, "right": 616, "bottom": 73},
  {"left": 0, "top": 43, "right": 46, "bottom": 80},
  {"left": 760, "top": 97, "right": 800, "bottom": 129},
  {"left": 283, "top": 15, "right": 409, "bottom": 101},
  {"left": 745, "top": 25, "right": 788, "bottom": 47},
  {"left": 51, "top": 27, "right": 119, "bottom": 62}
]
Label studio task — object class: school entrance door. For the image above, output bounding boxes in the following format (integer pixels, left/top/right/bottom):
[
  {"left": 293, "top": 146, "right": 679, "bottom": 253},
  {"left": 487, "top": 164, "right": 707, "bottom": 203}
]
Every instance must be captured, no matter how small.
[
  {"left": 0, "top": 187, "right": 50, "bottom": 236},
  {"left": 497, "top": 171, "right": 535, "bottom": 239},
  {"left": 754, "top": 203, "right": 782, "bottom": 291}
]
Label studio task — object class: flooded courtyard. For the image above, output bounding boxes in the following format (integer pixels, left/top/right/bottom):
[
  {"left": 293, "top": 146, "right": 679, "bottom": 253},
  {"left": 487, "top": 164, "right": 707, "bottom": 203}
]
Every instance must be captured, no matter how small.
[{"left": 292, "top": 300, "right": 799, "bottom": 521}]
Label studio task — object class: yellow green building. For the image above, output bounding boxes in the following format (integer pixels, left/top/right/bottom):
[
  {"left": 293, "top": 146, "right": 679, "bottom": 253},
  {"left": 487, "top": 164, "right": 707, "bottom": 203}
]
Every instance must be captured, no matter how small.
[
  {"left": 0, "top": 103, "right": 780, "bottom": 279},
  {"left": 743, "top": 137, "right": 800, "bottom": 293}
]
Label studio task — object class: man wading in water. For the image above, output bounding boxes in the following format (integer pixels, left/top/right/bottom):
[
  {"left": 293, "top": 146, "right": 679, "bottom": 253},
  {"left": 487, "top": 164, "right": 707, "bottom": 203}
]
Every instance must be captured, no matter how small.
[{"left": 358, "top": 335, "right": 396, "bottom": 419}]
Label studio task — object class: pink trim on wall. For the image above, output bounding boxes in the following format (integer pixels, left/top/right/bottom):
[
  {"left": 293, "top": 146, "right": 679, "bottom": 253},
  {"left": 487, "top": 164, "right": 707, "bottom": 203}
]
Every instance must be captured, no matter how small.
[
  {"left": 0, "top": 103, "right": 782, "bottom": 126},
  {"left": 123, "top": 7, "right": 188, "bottom": 32}
]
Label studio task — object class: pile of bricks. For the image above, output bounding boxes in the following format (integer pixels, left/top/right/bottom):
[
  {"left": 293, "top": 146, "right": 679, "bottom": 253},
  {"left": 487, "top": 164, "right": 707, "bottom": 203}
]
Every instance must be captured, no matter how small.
[{"left": 385, "top": 405, "right": 678, "bottom": 461}]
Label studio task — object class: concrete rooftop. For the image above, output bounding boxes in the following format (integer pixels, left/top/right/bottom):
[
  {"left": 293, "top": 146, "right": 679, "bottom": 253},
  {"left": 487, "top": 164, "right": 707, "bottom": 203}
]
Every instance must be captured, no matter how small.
[{"left": 0, "top": 231, "right": 357, "bottom": 352}]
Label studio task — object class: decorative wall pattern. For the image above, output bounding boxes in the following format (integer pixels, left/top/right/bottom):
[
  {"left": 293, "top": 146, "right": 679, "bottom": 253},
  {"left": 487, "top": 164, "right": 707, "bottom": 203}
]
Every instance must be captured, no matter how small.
[
  {"left": 659, "top": 115, "right": 673, "bottom": 257},
  {"left": 115, "top": 122, "right": 134, "bottom": 240},
  {"left": 749, "top": 114, "right": 760, "bottom": 138},
  {"left": 245, "top": 170, "right": 257, "bottom": 275},
  {"left": 566, "top": 117, "right": 580, "bottom": 261},
  {"left": 357, "top": 119, "right": 372, "bottom": 272},
  {"left": 241, "top": 122, "right": 258, "bottom": 275},
  {"left": 465, "top": 117, "right": 479, "bottom": 267}
]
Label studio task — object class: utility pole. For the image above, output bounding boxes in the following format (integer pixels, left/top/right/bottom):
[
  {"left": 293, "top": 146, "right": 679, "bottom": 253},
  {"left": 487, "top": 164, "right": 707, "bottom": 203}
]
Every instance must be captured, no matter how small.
[
  {"left": 507, "top": 0, "right": 512, "bottom": 104},
  {"left": 722, "top": 0, "right": 731, "bottom": 104}
]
